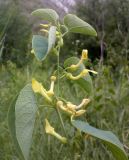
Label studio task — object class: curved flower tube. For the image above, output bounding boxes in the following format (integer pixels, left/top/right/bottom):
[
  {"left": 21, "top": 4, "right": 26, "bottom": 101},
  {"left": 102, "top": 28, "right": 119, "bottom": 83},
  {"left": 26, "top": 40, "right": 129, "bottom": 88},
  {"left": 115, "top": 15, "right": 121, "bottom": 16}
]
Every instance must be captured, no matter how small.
[{"left": 45, "top": 119, "right": 67, "bottom": 143}]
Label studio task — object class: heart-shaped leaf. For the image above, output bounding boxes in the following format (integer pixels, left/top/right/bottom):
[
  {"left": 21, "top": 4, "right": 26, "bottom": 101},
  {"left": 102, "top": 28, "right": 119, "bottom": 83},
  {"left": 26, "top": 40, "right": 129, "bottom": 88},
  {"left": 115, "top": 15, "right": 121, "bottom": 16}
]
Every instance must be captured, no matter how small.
[
  {"left": 64, "top": 57, "right": 93, "bottom": 95},
  {"left": 31, "top": 9, "right": 59, "bottom": 25},
  {"left": 72, "top": 120, "right": 128, "bottom": 160},
  {"left": 15, "top": 84, "right": 37, "bottom": 160},
  {"left": 32, "top": 35, "right": 48, "bottom": 61},
  {"left": 8, "top": 96, "right": 24, "bottom": 160},
  {"left": 64, "top": 14, "right": 97, "bottom": 36}
]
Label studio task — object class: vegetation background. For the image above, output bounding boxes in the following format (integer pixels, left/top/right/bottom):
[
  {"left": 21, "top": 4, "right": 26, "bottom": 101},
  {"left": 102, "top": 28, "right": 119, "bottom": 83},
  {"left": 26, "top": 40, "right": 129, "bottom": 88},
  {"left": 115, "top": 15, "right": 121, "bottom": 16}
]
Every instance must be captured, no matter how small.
[{"left": 0, "top": 0, "right": 129, "bottom": 159}]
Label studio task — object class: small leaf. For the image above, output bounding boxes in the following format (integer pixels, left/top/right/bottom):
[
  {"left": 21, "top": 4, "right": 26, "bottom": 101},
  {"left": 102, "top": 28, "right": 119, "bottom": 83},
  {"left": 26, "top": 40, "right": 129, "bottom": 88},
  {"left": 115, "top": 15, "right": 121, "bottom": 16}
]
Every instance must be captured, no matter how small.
[
  {"left": 64, "top": 57, "right": 93, "bottom": 95},
  {"left": 31, "top": 9, "right": 59, "bottom": 25},
  {"left": 15, "top": 84, "right": 37, "bottom": 160},
  {"left": 32, "top": 35, "right": 48, "bottom": 61},
  {"left": 72, "top": 120, "right": 128, "bottom": 160},
  {"left": 47, "top": 26, "right": 56, "bottom": 53},
  {"left": 8, "top": 96, "right": 24, "bottom": 160},
  {"left": 64, "top": 14, "right": 97, "bottom": 36}
]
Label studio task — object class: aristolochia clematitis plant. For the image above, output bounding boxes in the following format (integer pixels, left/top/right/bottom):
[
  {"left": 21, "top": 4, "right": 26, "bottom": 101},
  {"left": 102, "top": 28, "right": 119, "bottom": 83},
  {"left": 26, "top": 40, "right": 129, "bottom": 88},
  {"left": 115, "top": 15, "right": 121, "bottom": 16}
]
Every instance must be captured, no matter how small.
[{"left": 8, "top": 8, "right": 128, "bottom": 160}]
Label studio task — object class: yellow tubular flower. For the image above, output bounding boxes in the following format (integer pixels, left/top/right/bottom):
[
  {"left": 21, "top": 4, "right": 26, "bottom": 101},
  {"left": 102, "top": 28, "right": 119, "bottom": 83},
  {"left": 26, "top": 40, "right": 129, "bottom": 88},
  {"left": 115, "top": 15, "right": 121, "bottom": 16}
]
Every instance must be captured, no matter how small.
[
  {"left": 45, "top": 119, "right": 67, "bottom": 144},
  {"left": 80, "top": 69, "right": 89, "bottom": 77},
  {"left": 47, "top": 76, "right": 56, "bottom": 96},
  {"left": 57, "top": 101, "right": 74, "bottom": 115},
  {"left": 76, "top": 98, "right": 90, "bottom": 109},
  {"left": 32, "top": 78, "right": 43, "bottom": 93},
  {"left": 40, "top": 29, "right": 49, "bottom": 33},
  {"left": 66, "top": 73, "right": 82, "bottom": 80},
  {"left": 81, "top": 49, "right": 88, "bottom": 60},
  {"left": 74, "top": 109, "right": 86, "bottom": 116},
  {"left": 68, "top": 59, "right": 83, "bottom": 71},
  {"left": 32, "top": 79, "right": 52, "bottom": 102},
  {"left": 86, "top": 69, "right": 98, "bottom": 74},
  {"left": 40, "top": 24, "right": 50, "bottom": 28},
  {"left": 66, "top": 68, "right": 97, "bottom": 80},
  {"left": 80, "top": 69, "right": 97, "bottom": 77},
  {"left": 66, "top": 102, "right": 76, "bottom": 111},
  {"left": 66, "top": 69, "right": 89, "bottom": 80},
  {"left": 67, "top": 49, "right": 88, "bottom": 71},
  {"left": 57, "top": 100, "right": 86, "bottom": 117}
]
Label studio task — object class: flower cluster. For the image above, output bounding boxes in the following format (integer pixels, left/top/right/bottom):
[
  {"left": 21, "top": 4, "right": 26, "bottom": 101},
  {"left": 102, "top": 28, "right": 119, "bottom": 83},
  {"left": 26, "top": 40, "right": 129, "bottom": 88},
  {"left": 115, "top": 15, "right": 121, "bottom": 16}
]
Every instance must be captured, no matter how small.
[
  {"left": 32, "top": 76, "right": 68, "bottom": 143},
  {"left": 40, "top": 23, "right": 60, "bottom": 37},
  {"left": 66, "top": 49, "right": 97, "bottom": 80},
  {"left": 31, "top": 49, "right": 94, "bottom": 144},
  {"left": 57, "top": 98, "right": 90, "bottom": 117}
]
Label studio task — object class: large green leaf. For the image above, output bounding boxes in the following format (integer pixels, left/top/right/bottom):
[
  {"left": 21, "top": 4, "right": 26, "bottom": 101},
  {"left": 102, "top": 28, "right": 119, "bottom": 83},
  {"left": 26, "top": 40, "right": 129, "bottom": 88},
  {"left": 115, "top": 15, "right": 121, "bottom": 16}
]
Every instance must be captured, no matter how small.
[
  {"left": 8, "top": 96, "right": 24, "bottom": 160},
  {"left": 64, "top": 57, "right": 93, "bottom": 95},
  {"left": 64, "top": 14, "right": 97, "bottom": 36},
  {"left": 31, "top": 9, "right": 59, "bottom": 25},
  {"left": 32, "top": 35, "right": 48, "bottom": 61},
  {"left": 15, "top": 84, "right": 37, "bottom": 160},
  {"left": 47, "top": 26, "right": 56, "bottom": 53},
  {"left": 72, "top": 120, "right": 128, "bottom": 160}
]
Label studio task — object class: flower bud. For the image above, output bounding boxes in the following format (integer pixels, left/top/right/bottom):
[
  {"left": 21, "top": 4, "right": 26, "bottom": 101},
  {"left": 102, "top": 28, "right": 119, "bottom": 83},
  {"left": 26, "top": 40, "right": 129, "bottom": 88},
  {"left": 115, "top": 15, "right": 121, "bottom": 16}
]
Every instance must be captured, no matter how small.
[
  {"left": 50, "top": 76, "right": 56, "bottom": 81},
  {"left": 47, "top": 76, "right": 56, "bottom": 96},
  {"left": 81, "top": 49, "right": 88, "bottom": 60},
  {"left": 40, "top": 29, "right": 49, "bottom": 33},
  {"left": 40, "top": 24, "right": 50, "bottom": 28}
]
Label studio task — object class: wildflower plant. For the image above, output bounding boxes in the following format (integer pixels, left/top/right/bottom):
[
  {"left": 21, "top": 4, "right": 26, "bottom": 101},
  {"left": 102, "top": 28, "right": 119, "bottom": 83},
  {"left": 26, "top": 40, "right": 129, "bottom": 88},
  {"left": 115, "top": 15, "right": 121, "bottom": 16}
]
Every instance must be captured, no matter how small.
[{"left": 8, "top": 9, "right": 128, "bottom": 160}]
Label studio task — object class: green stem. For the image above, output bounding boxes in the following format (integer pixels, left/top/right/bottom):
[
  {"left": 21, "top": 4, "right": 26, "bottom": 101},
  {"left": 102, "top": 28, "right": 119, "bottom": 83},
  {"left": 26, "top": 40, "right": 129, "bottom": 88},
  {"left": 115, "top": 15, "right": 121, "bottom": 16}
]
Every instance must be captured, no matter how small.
[
  {"left": 56, "top": 31, "right": 67, "bottom": 137},
  {"left": 55, "top": 25, "right": 70, "bottom": 142},
  {"left": 56, "top": 106, "right": 67, "bottom": 137},
  {"left": 57, "top": 52, "right": 60, "bottom": 96}
]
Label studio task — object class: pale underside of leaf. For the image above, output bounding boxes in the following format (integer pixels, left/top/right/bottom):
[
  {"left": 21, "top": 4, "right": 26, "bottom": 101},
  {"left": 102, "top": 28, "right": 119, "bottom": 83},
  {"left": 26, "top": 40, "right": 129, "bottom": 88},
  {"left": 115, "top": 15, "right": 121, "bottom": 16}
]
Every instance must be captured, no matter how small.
[
  {"left": 32, "top": 25, "right": 56, "bottom": 61},
  {"left": 47, "top": 26, "right": 56, "bottom": 53},
  {"left": 32, "top": 35, "right": 48, "bottom": 61}
]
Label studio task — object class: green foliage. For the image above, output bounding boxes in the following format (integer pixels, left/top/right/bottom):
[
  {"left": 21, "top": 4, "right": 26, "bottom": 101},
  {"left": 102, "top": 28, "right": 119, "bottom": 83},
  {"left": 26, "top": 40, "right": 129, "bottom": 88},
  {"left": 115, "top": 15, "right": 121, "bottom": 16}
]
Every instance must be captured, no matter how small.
[
  {"left": 6, "top": 7, "right": 128, "bottom": 160},
  {"left": 64, "top": 57, "right": 93, "bottom": 96},
  {"left": 31, "top": 9, "right": 59, "bottom": 25},
  {"left": 64, "top": 14, "right": 97, "bottom": 36},
  {"left": 8, "top": 96, "right": 24, "bottom": 160},
  {"left": 0, "top": 1, "right": 31, "bottom": 66},
  {"left": 65, "top": 0, "right": 129, "bottom": 68},
  {"left": 72, "top": 120, "right": 128, "bottom": 160}
]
